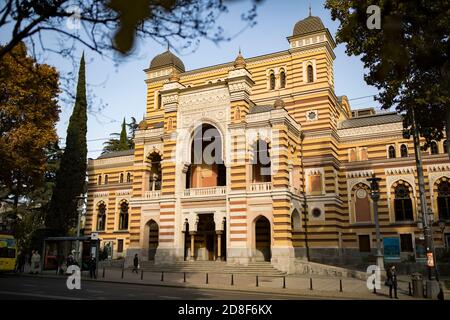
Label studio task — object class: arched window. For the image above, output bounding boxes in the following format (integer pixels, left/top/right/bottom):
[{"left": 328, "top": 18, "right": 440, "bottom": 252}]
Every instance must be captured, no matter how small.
[
  {"left": 97, "top": 175, "right": 102, "bottom": 185},
  {"left": 354, "top": 186, "right": 371, "bottom": 223},
  {"left": 97, "top": 202, "right": 106, "bottom": 231},
  {"left": 119, "top": 201, "right": 129, "bottom": 230},
  {"left": 291, "top": 209, "right": 301, "bottom": 231},
  {"left": 400, "top": 144, "right": 408, "bottom": 157},
  {"left": 104, "top": 175, "right": 108, "bottom": 185},
  {"left": 431, "top": 141, "right": 439, "bottom": 154},
  {"left": 394, "top": 184, "right": 414, "bottom": 221},
  {"left": 252, "top": 139, "right": 271, "bottom": 183},
  {"left": 307, "top": 65, "right": 314, "bottom": 83},
  {"left": 148, "top": 152, "right": 162, "bottom": 191},
  {"left": 444, "top": 140, "right": 448, "bottom": 154},
  {"left": 157, "top": 93, "right": 162, "bottom": 110},
  {"left": 269, "top": 73, "right": 276, "bottom": 90},
  {"left": 280, "top": 70, "right": 286, "bottom": 88},
  {"left": 126, "top": 172, "right": 131, "bottom": 183},
  {"left": 188, "top": 123, "right": 225, "bottom": 188},
  {"left": 388, "top": 145, "right": 396, "bottom": 159},
  {"left": 437, "top": 180, "right": 450, "bottom": 220},
  {"left": 119, "top": 173, "right": 124, "bottom": 184}
]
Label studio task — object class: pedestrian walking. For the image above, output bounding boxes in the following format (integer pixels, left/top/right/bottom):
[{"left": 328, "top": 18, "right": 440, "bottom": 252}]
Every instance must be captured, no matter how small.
[
  {"left": 89, "top": 255, "right": 97, "bottom": 279},
  {"left": 386, "top": 265, "right": 398, "bottom": 299},
  {"left": 16, "top": 252, "right": 26, "bottom": 273},
  {"left": 30, "top": 250, "right": 41, "bottom": 274},
  {"left": 132, "top": 254, "right": 139, "bottom": 274}
]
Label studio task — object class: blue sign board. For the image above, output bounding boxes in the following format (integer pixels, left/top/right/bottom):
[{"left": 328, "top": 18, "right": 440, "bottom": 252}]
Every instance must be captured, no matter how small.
[{"left": 383, "top": 237, "right": 400, "bottom": 260}]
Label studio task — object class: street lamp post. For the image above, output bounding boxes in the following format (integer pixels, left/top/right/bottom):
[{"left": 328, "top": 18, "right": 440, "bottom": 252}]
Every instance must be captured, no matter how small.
[
  {"left": 438, "top": 219, "right": 447, "bottom": 251},
  {"left": 367, "top": 174, "right": 384, "bottom": 272},
  {"left": 75, "top": 194, "right": 86, "bottom": 263}
]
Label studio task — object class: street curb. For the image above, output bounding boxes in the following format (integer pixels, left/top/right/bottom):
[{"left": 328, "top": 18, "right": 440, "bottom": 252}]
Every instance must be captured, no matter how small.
[{"left": 14, "top": 273, "right": 419, "bottom": 300}]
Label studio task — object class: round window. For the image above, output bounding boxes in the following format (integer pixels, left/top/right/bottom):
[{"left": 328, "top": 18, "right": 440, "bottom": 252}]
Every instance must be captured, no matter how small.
[
  {"left": 307, "top": 111, "right": 317, "bottom": 120},
  {"left": 312, "top": 208, "right": 321, "bottom": 218},
  {"left": 356, "top": 189, "right": 367, "bottom": 199}
]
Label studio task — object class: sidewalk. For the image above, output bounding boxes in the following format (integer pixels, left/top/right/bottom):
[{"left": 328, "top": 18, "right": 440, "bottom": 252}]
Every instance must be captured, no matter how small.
[{"left": 18, "top": 267, "right": 443, "bottom": 300}]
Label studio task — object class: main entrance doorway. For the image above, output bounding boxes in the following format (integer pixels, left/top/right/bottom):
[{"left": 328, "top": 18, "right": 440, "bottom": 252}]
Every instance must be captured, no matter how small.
[
  {"left": 147, "top": 220, "right": 159, "bottom": 261},
  {"left": 197, "top": 214, "right": 216, "bottom": 261},
  {"left": 254, "top": 216, "right": 271, "bottom": 262},
  {"left": 184, "top": 214, "right": 226, "bottom": 261}
]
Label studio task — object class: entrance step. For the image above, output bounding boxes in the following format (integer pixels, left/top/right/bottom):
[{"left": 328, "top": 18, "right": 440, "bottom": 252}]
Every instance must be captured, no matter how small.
[{"left": 140, "top": 261, "right": 285, "bottom": 276}]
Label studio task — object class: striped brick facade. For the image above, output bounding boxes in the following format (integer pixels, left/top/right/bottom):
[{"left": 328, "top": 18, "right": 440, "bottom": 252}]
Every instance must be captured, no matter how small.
[{"left": 85, "top": 15, "right": 449, "bottom": 272}]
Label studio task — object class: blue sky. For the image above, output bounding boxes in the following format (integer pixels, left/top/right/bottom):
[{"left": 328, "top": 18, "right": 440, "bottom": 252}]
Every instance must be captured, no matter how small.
[{"left": 2, "top": 0, "right": 382, "bottom": 159}]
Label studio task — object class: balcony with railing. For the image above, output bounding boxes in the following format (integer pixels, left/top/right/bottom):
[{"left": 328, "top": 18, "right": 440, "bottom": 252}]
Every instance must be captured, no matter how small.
[
  {"left": 249, "top": 182, "right": 273, "bottom": 192},
  {"left": 183, "top": 186, "right": 227, "bottom": 198},
  {"left": 144, "top": 190, "right": 161, "bottom": 199}
]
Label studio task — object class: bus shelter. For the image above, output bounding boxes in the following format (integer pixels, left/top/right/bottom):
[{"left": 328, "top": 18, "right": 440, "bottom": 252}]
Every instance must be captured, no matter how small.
[{"left": 42, "top": 236, "right": 100, "bottom": 271}]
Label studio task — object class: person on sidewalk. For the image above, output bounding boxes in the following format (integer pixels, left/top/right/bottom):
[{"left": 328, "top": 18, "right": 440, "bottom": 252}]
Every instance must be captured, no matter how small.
[
  {"left": 16, "top": 251, "right": 26, "bottom": 273},
  {"left": 132, "top": 254, "right": 139, "bottom": 274},
  {"left": 386, "top": 265, "right": 398, "bottom": 299},
  {"left": 30, "top": 250, "right": 41, "bottom": 274},
  {"left": 89, "top": 255, "right": 97, "bottom": 279}
]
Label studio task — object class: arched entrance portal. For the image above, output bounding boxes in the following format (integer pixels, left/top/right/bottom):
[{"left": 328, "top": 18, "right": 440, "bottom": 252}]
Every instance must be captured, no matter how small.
[
  {"left": 186, "top": 123, "right": 226, "bottom": 188},
  {"left": 147, "top": 220, "right": 159, "bottom": 261},
  {"left": 254, "top": 216, "right": 271, "bottom": 262}
]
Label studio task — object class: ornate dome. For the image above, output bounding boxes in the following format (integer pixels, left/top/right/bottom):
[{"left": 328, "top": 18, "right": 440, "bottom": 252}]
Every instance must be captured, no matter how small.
[
  {"left": 293, "top": 16, "right": 326, "bottom": 37},
  {"left": 149, "top": 50, "right": 185, "bottom": 72}
]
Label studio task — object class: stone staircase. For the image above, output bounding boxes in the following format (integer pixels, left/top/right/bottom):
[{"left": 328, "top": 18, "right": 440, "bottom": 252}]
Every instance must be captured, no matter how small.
[{"left": 140, "top": 260, "right": 285, "bottom": 277}]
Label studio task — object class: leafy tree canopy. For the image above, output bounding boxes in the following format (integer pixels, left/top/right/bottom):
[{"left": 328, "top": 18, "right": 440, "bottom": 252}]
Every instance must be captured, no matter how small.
[
  {"left": 0, "top": 42, "right": 60, "bottom": 207},
  {"left": 102, "top": 117, "right": 137, "bottom": 154}
]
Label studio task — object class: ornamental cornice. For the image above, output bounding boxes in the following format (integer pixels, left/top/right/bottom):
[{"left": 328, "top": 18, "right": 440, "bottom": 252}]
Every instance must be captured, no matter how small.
[
  {"left": 346, "top": 170, "right": 374, "bottom": 179},
  {"left": 92, "top": 191, "right": 109, "bottom": 198},
  {"left": 89, "top": 155, "right": 134, "bottom": 166},
  {"left": 385, "top": 166, "right": 416, "bottom": 175},
  {"left": 338, "top": 122, "right": 403, "bottom": 138},
  {"left": 427, "top": 163, "right": 450, "bottom": 172}
]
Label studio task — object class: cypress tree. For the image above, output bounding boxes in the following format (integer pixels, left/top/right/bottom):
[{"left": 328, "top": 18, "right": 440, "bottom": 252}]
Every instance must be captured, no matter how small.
[
  {"left": 47, "top": 54, "right": 88, "bottom": 235},
  {"left": 118, "top": 118, "right": 128, "bottom": 150}
]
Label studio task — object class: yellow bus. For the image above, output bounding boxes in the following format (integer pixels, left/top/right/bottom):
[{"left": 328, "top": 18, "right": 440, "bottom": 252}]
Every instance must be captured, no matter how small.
[{"left": 0, "top": 234, "right": 17, "bottom": 272}]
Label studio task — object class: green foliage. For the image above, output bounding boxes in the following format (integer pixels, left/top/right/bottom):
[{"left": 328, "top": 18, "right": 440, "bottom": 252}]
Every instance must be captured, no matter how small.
[
  {"left": 102, "top": 117, "right": 136, "bottom": 154},
  {"left": 118, "top": 118, "right": 129, "bottom": 150},
  {"left": 47, "top": 54, "right": 88, "bottom": 235},
  {"left": 325, "top": 0, "right": 450, "bottom": 148}
]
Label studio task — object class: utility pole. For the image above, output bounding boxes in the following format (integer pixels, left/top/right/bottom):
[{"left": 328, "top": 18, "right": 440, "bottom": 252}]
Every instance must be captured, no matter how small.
[
  {"left": 410, "top": 108, "right": 441, "bottom": 298},
  {"left": 367, "top": 174, "right": 384, "bottom": 272},
  {"left": 75, "top": 194, "right": 86, "bottom": 263},
  {"left": 299, "top": 131, "right": 310, "bottom": 261}
]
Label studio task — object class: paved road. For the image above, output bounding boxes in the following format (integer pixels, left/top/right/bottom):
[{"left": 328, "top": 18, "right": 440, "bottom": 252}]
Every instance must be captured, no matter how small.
[{"left": 0, "top": 275, "right": 316, "bottom": 300}]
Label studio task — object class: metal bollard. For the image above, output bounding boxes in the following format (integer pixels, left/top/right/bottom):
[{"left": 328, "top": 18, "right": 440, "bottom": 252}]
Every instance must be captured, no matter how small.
[
  {"left": 184, "top": 272, "right": 186, "bottom": 283},
  {"left": 339, "top": 279, "right": 343, "bottom": 292},
  {"left": 282, "top": 276, "right": 286, "bottom": 289},
  {"left": 408, "top": 282, "right": 412, "bottom": 296},
  {"left": 373, "top": 279, "right": 376, "bottom": 294},
  {"left": 256, "top": 275, "right": 259, "bottom": 287},
  {"left": 310, "top": 278, "right": 313, "bottom": 290},
  {"left": 102, "top": 267, "right": 105, "bottom": 279},
  {"left": 121, "top": 268, "right": 124, "bottom": 279},
  {"left": 141, "top": 269, "right": 144, "bottom": 280},
  {"left": 161, "top": 271, "right": 164, "bottom": 282},
  {"left": 206, "top": 273, "right": 209, "bottom": 284},
  {"left": 231, "top": 274, "right": 234, "bottom": 286}
]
